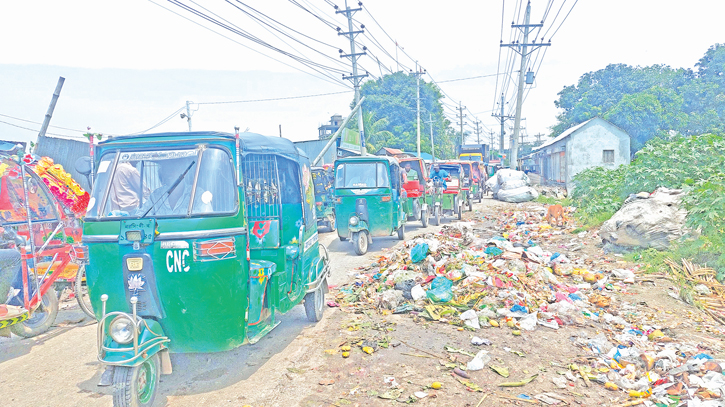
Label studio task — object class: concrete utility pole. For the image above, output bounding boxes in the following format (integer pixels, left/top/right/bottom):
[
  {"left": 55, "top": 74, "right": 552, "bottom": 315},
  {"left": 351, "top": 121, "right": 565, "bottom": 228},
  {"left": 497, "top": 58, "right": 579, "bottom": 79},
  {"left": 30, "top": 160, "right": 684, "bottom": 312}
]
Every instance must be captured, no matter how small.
[
  {"left": 337, "top": 1, "right": 368, "bottom": 154},
  {"left": 489, "top": 131, "right": 495, "bottom": 161},
  {"left": 425, "top": 113, "right": 435, "bottom": 161},
  {"left": 492, "top": 93, "right": 514, "bottom": 160},
  {"left": 37, "top": 77, "right": 65, "bottom": 140},
  {"left": 534, "top": 132, "right": 543, "bottom": 144},
  {"left": 474, "top": 120, "right": 482, "bottom": 144},
  {"left": 501, "top": 1, "right": 550, "bottom": 168},
  {"left": 457, "top": 102, "right": 466, "bottom": 145},
  {"left": 411, "top": 62, "right": 426, "bottom": 157}
]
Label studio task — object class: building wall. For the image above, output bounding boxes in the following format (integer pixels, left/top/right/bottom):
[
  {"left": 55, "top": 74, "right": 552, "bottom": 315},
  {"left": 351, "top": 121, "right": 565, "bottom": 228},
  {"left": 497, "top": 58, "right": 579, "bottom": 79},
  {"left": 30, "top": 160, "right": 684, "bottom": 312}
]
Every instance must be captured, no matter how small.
[{"left": 566, "top": 120, "right": 630, "bottom": 186}]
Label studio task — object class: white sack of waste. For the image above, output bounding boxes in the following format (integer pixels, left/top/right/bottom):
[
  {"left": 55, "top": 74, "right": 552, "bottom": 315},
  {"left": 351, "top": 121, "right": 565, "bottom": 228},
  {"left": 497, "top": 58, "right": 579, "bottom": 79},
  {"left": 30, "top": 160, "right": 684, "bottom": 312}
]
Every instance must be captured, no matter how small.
[
  {"left": 500, "top": 179, "right": 528, "bottom": 190},
  {"left": 497, "top": 186, "right": 539, "bottom": 203},
  {"left": 599, "top": 187, "right": 688, "bottom": 250},
  {"left": 496, "top": 169, "right": 530, "bottom": 185}
]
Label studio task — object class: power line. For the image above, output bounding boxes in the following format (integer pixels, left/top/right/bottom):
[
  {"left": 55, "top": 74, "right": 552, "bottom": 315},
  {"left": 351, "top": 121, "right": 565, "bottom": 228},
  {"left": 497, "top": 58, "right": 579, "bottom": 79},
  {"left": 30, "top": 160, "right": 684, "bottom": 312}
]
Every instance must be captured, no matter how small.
[
  {"left": 197, "top": 90, "right": 353, "bottom": 105},
  {"left": 148, "top": 0, "right": 351, "bottom": 89},
  {"left": 436, "top": 73, "right": 504, "bottom": 84},
  {"left": 0, "top": 113, "right": 87, "bottom": 134}
]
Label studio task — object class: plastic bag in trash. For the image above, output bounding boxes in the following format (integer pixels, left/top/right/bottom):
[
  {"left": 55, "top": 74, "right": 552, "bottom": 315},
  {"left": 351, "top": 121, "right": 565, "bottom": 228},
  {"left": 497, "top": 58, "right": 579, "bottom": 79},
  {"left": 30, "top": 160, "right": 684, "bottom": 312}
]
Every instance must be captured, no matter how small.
[
  {"left": 467, "top": 350, "right": 491, "bottom": 371},
  {"left": 426, "top": 276, "right": 453, "bottom": 303},
  {"left": 411, "top": 285, "right": 426, "bottom": 301},
  {"left": 394, "top": 279, "right": 416, "bottom": 300},
  {"left": 411, "top": 243, "right": 429, "bottom": 263}
]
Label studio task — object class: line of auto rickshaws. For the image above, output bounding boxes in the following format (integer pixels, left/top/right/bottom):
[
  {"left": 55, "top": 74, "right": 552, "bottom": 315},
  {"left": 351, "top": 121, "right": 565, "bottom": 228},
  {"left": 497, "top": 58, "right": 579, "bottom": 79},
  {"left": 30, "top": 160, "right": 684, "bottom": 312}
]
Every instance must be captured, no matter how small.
[{"left": 312, "top": 155, "right": 492, "bottom": 255}]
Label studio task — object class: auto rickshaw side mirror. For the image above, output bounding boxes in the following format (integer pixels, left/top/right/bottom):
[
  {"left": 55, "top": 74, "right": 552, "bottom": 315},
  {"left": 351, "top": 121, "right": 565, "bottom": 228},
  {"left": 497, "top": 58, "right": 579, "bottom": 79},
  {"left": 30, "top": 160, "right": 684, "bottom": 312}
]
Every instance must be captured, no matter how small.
[
  {"left": 74, "top": 156, "right": 93, "bottom": 188},
  {"left": 75, "top": 156, "right": 92, "bottom": 176}
]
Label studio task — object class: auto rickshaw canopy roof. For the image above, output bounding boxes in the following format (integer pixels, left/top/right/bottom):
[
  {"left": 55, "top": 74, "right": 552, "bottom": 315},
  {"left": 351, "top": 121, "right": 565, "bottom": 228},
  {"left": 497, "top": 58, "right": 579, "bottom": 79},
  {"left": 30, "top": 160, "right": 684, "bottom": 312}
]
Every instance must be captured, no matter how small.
[
  {"left": 98, "top": 131, "right": 308, "bottom": 161},
  {"left": 335, "top": 155, "right": 400, "bottom": 166}
]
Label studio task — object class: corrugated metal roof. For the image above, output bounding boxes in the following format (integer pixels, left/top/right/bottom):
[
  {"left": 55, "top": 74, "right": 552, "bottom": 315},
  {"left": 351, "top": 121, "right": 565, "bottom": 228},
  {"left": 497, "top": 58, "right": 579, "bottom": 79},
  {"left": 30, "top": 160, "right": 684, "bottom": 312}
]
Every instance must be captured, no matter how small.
[
  {"left": 293, "top": 139, "right": 336, "bottom": 165},
  {"left": 533, "top": 118, "right": 592, "bottom": 152},
  {"left": 34, "top": 135, "right": 94, "bottom": 191}
]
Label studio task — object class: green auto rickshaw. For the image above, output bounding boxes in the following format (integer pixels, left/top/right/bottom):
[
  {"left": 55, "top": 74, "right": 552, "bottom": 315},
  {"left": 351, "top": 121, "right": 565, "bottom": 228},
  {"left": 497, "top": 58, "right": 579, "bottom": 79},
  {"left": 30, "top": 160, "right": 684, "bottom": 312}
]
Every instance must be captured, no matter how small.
[
  {"left": 312, "top": 166, "right": 335, "bottom": 232},
  {"left": 451, "top": 160, "right": 477, "bottom": 211},
  {"left": 334, "top": 155, "right": 406, "bottom": 255},
  {"left": 399, "top": 156, "right": 429, "bottom": 228},
  {"left": 78, "top": 131, "right": 330, "bottom": 407},
  {"left": 426, "top": 162, "right": 464, "bottom": 225}
]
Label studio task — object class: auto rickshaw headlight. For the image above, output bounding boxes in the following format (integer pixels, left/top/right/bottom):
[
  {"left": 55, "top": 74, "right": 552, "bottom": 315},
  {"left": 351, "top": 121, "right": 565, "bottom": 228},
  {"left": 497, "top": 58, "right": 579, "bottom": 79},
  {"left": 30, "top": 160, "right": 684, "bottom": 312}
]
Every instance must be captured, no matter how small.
[
  {"left": 109, "top": 316, "right": 136, "bottom": 345},
  {"left": 349, "top": 216, "right": 359, "bottom": 226}
]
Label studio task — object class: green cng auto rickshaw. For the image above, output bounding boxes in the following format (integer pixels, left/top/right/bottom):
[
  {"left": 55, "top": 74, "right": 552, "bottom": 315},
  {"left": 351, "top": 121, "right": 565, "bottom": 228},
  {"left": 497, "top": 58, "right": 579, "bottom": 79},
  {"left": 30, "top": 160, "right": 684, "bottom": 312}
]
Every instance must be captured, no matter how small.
[
  {"left": 450, "top": 161, "right": 477, "bottom": 211},
  {"left": 398, "top": 156, "right": 429, "bottom": 228},
  {"left": 312, "top": 166, "right": 335, "bottom": 232},
  {"left": 426, "top": 163, "right": 464, "bottom": 225},
  {"left": 78, "top": 131, "right": 330, "bottom": 407},
  {"left": 334, "top": 156, "right": 406, "bottom": 255}
]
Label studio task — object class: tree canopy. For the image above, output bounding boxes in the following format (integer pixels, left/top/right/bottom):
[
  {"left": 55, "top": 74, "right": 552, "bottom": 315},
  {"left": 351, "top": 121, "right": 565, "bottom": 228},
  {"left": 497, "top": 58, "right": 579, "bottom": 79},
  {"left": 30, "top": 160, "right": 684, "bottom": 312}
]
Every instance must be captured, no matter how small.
[
  {"left": 346, "top": 72, "right": 459, "bottom": 159},
  {"left": 552, "top": 44, "right": 725, "bottom": 152}
]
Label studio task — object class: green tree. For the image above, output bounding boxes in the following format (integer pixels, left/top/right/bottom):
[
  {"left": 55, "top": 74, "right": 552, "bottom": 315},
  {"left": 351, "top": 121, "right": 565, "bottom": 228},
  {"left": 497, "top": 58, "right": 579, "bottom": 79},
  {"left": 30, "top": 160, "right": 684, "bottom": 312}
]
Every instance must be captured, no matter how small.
[{"left": 347, "top": 72, "right": 457, "bottom": 159}]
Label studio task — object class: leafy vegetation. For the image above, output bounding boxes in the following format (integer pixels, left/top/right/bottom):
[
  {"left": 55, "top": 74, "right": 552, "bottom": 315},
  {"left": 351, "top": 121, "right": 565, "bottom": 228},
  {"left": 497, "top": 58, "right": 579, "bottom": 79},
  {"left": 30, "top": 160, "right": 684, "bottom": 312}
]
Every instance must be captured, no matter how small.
[{"left": 552, "top": 44, "right": 725, "bottom": 153}]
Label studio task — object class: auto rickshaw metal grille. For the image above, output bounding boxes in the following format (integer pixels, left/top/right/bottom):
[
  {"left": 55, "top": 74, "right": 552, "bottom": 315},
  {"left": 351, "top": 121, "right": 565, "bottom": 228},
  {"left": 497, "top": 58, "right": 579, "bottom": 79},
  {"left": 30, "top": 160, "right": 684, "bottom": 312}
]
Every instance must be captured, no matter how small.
[{"left": 241, "top": 154, "right": 280, "bottom": 220}]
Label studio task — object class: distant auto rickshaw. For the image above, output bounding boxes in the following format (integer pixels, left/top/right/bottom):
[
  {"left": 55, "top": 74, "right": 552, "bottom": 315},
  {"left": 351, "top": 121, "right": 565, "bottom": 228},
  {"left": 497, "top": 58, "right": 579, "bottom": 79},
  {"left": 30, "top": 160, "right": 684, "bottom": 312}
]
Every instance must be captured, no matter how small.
[
  {"left": 426, "top": 162, "right": 464, "bottom": 225},
  {"left": 78, "top": 131, "right": 330, "bottom": 407},
  {"left": 398, "top": 157, "right": 429, "bottom": 228},
  {"left": 312, "top": 166, "right": 335, "bottom": 232},
  {"left": 334, "top": 156, "right": 407, "bottom": 255},
  {"left": 455, "top": 161, "right": 483, "bottom": 209}
]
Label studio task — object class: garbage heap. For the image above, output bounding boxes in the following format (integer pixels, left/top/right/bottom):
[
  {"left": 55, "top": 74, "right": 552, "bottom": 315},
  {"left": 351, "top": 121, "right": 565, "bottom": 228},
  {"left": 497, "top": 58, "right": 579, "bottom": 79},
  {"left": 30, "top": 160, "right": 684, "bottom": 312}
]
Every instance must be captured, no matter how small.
[
  {"left": 485, "top": 169, "right": 539, "bottom": 203},
  {"left": 333, "top": 208, "right": 725, "bottom": 406}
]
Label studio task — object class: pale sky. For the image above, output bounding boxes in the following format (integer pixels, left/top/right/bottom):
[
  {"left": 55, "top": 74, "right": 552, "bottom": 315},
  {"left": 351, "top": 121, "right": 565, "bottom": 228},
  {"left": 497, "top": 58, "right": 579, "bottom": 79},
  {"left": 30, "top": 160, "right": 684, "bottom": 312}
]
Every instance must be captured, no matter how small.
[{"left": 0, "top": 0, "right": 723, "bottom": 149}]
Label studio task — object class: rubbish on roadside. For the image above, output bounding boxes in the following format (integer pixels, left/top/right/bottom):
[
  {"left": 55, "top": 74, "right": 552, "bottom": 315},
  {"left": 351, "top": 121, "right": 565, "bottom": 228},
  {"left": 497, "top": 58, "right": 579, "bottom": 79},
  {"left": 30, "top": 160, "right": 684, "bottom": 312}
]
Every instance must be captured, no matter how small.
[
  {"left": 453, "top": 367, "right": 470, "bottom": 379},
  {"left": 410, "top": 284, "right": 426, "bottom": 300},
  {"left": 467, "top": 350, "right": 491, "bottom": 371},
  {"left": 384, "top": 376, "right": 399, "bottom": 387},
  {"left": 430, "top": 381, "right": 442, "bottom": 390},
  {"left": 411, "top": 243, "right": 429, "bottom": 263},
  {"left": 490, "top": 364, "right": 510, "bottom": 377},
  {"left": 426, "top": 276, "right": 453, "bottom": 303},
  {"left": 413, "top": 391, "right": 428, "bottom": 399},
  {"left": 600, "top": 187, "right": 688, "bottom": 250},
  {"left": 471, "top": 336, "right": 491, "bottom": 346},
  {"left": 498, "top": 374, "right": 539, "bottom": 387}
]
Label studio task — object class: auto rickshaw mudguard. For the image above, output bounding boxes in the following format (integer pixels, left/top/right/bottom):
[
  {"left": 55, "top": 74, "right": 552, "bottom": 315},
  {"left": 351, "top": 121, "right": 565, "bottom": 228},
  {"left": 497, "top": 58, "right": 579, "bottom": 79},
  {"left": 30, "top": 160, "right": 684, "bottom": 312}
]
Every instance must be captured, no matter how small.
[
  {"left": 347, "top": 219, "right": 369, "bottom": 236},
  {"left": 100, "top": 318, "right": 170, "bottom": 367}
]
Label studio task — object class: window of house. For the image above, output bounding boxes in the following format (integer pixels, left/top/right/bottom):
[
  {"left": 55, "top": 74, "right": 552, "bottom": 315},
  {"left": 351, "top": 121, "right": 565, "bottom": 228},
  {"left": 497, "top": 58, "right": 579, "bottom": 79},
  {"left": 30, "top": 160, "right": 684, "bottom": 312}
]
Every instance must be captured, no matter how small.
[{"left": 603, "top": 150, "right": 615, "bottom": 163}]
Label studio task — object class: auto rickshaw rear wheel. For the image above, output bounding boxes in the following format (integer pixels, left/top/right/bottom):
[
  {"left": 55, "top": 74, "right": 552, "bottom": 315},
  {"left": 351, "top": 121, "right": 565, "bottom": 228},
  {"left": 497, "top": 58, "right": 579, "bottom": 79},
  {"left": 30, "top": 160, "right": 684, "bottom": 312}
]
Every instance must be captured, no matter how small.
[
  {"left": 304, "top": 279, "right": 326, "bottom": 322},
  {"left": 353, "top": 231, "right": 368, "bottom": 255},
  {"left": 10, "top": 284, "right": 59, "bottom": 338},
  {"left": 113, "top": 353, "right": 160, "bottom": 407},
  {"left": 74, "top": 265, "right": 95, "bottom": 320},
  {"left": 327, "top": 213, "right": 336, "bottom": 232},
  {"left": 397, "top": 224, "right": 405, "bottom": 240}
]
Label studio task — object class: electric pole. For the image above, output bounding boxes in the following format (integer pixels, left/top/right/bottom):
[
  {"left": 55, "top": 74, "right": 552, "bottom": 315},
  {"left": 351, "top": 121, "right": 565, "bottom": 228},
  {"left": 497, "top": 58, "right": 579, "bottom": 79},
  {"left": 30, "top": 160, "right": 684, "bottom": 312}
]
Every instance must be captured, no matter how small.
[
  {"left": 336, "top": 1, "right": 368, "bottom": 154},
  {"left": 425, "top": 113, "right": 435, "bottom": 161},
  {"left": 474, "top": 120, "right": 481, "bottom": 144},
  {"left": 534, "top": 132, "right": 543, "bottom": 145},
  {"left": 411, "top": 63, "right": 426, "bottom": 157},
  {"left": 457, "top": 102, "right": 466, "bottom": 145},
  {"left": 492, "top": 93, "right": 513, "bottom": 161},
  {"left": 181, "top": 100, "right": 194, "bottom": 131},
  {"left": 489, "top": 131, "right": 495, "bottom": 161},
  {"left": 501, "top": 0, "right": 550, "bottom": 168}
]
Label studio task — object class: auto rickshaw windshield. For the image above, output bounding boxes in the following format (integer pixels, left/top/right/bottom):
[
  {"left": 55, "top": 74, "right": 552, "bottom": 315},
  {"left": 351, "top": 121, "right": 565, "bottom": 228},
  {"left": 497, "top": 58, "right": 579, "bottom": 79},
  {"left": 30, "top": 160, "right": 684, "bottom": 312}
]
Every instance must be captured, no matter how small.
[
  {"left": 335, "top": 162, "right": 389, "bottom": 189},
  {"left": 87, "top": 147, "right": 237, "bottom": 219}
]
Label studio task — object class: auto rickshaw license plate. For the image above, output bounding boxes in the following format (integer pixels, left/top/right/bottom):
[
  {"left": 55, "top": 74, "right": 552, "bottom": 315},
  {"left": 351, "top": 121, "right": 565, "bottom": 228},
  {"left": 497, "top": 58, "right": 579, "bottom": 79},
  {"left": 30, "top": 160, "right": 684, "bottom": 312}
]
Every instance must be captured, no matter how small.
[{"left": 126, "top": 257, "right": 143, "bottom": 271}]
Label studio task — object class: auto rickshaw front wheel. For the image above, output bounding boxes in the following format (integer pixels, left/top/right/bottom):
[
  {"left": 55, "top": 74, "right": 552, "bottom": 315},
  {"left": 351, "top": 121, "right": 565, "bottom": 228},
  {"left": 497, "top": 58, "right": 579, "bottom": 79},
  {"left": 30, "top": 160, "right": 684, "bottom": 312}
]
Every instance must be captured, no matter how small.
[
  {"left": 353, "top": 231, "right": 368, "bottom": 255},
  {"left": 304, "top": 279, "right": 326, "bottom": 322},
  {"left": 10, "top": 286, "right": 59, "bottom": 338},
  {"left": 397, "top": 225, "right": 405, "bottom": 240},
  {"left": 421, "top": 208, "right": 428, "bottom": 228},
  {"left": 468, "top": 197, "right": 473, "bottom": 212},
  {"left": 74, "top": 265, "right": 95, "bottom": 320},
  {"left": 457, "top": 203, "right": 463, "bottom": 220},
  {"left": 113, "top": 353, "right": 160, "bottom": 407},
  {"left": 434, "top": 206, "right": 441, "bottom": 226}
]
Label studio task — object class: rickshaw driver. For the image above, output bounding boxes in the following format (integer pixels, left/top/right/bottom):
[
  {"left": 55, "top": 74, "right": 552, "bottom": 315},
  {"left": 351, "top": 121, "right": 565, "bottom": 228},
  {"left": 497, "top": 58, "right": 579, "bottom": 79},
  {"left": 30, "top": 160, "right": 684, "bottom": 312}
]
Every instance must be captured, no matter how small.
[
  {"left": 428, "top": 164, "right": 449, "bottom": 189},
  {"left": 135, "top": 158, "right": 212, "bottom": 216},
  {"left": 109, "top": 160, "right": 146, "bottom": 214},
  {"left": 403, "top": 163, "right": 418, "bottom": 182}
]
